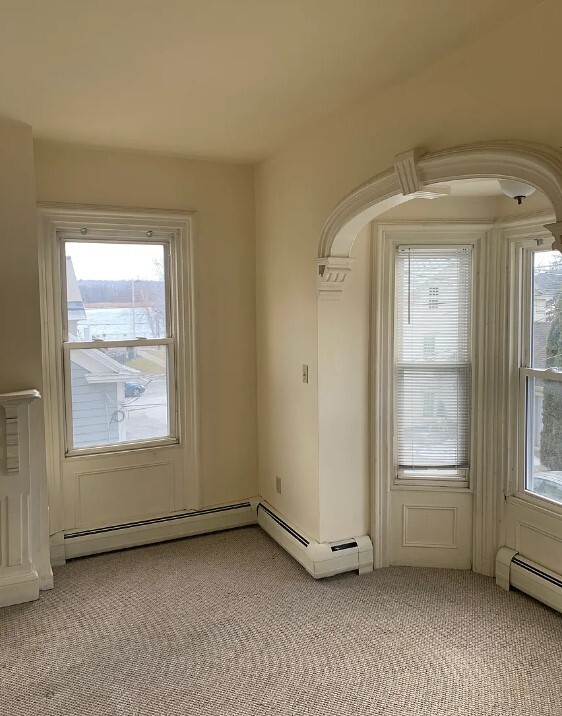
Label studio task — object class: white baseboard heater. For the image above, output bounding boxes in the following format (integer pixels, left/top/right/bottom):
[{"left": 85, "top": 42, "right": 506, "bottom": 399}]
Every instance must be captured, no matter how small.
[
  {"left": 496, "top": 547, "right": 562, "bottom": 615},
  {"left": 51, "top": 498, "right": 374, "bottom": 581},
  {"left": 52, "top": 500, "right": 259, "bottom": 564},
  {"left": 257, "top": 501, "right": 373, "bottom": 579}
]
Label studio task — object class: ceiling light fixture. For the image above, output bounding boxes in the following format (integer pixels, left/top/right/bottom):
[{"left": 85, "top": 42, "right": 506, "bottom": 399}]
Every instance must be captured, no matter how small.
[{"left": 499, "top": 179, "right": 536, "bottom": 205}]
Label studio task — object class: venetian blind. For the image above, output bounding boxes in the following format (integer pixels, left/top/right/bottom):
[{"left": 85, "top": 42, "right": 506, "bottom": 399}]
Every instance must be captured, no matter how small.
[{"left": 396, "top": 245, "right": 472, "bottom": 471}]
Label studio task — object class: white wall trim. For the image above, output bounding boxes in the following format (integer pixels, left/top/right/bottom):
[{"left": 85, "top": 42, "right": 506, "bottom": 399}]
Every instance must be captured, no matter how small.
[
  {"left": 318, "top": 141, "right": 562, "bottom": 283},
  {"left": 37, "top": 203, "right": 202, "bottom": 535},
  {"left": 0, "top": 390, "right": 49, "bottom": 607},
  {"left": 370, "top": 221, "right": 490, "bottom": 569}
]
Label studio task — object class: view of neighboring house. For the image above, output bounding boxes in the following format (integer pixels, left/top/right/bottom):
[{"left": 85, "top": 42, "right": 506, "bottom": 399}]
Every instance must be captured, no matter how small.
[{"left": 66, "top": 257, "right": 142, "bottom": 448}]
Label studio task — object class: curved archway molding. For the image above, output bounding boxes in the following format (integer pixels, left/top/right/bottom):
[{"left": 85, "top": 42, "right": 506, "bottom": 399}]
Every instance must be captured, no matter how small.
[
  {"left": 314, "top": 139, "right": 562, "bottom": 579},
  {"left": 317, "top": 141, "right": 562, "bottom": 300}
]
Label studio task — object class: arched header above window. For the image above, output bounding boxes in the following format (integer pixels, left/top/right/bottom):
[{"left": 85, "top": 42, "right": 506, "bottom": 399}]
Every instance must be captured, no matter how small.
[{"left": 317, "top": 141, "right": 562, "bottom": 300}]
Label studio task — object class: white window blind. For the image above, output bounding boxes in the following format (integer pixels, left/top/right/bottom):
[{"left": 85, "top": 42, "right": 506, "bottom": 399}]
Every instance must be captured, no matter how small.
[{"left": 396, "top": 246, "right": 472, "bottom": 472}]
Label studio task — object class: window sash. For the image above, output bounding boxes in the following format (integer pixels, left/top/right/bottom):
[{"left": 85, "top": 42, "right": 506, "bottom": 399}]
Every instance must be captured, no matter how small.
[
  {"left": 59, "top": 235, "right": 178, "bottom": 455},
  {"left": 60, "top": 237, "right": 173, "bottom": 344},
  {"left": 63, "top": 340, "right": 177, "bottom": 456},
  {"left": 516, "top": 244, "right": 562, "bottom": 507}
]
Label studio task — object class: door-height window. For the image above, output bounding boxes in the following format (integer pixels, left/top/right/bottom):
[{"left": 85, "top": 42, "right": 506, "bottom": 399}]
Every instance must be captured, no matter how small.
[
  {"left": 395, "top": 245, "right": 472, "bottom": 478},
  {"left": 61, "top": 237, "right": 176, "bottom": 453},
  {"left": 521, "top": 249, "right": 562, "bottom": 505}
]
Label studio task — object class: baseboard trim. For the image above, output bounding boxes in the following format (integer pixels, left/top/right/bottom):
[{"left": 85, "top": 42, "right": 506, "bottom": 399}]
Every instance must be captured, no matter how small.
[
  {"left": 257, "top": 501, "right": 373, "bottom": 579},
  {"left": 0, "top": 570, "right": 40, "bottom": 608},
  {"left": 57, "top": 499, "right": 259, "bottom": 561}
]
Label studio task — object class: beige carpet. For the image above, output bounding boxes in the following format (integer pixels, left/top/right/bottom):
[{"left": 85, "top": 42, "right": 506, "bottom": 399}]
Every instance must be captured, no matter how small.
[{"left": 1, "top": 526, "right": 561, "bottom": 715}]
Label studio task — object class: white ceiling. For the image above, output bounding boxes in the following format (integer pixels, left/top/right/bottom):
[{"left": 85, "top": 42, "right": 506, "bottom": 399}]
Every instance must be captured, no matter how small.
[
  {"left": 430, "top": 179, "right": 506, "bottom": 197},
  {"left": 0, "top": 0, "right": 539, "bottom": 161}
]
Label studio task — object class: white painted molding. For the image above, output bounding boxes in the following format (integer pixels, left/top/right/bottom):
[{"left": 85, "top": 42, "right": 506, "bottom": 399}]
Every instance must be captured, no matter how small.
[
  {"left": 0, "top": 389, "right": 47, "bottom": 608},
  {"left": 394, "top": 148, "right": 425, "bottom": 195},
  {"left": 5, "top": 407, "right": 20, "bottom": 475},
  {"left": 544, "top": 221, "right": 562, "bottom": 253},
  {"left": 0, "top": 391, "right": 40, "bottom": 475},
  {"left": 318, "top": 141, "right": 562, "bottom": 292},
  {"left": 316, "top": 257, "right": 355, "bottom": 300},
  {"left": 0, "top": 390, "right": 41, "bottom": 405},
  {"left": 392, "top": 148, "right": 452, "bottom": 200},
  {"left": 37, "top": 203, "right": 202, "bottom": 535},
  {"left": 257, "top": 501, "right": 373, "bottom": 578}
]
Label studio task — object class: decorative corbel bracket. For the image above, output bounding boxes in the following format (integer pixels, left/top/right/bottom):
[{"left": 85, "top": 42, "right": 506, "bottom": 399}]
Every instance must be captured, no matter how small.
[
  {"left": 393, "top": 147, "right": 450, "bottom": 199},
  {"left": 394, "top": 148, "right": 426, "bottom": 195},
  {"left": 317, "top": 257, "right": 355, "bottom": 300},
  {"left": 545, "top": 222, "right": 562, "bottom": 254}
]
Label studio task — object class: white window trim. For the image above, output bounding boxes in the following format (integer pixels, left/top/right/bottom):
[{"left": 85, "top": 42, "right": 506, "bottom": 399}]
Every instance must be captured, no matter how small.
[
  {"left": 371, "top": 213, "right": 561, "bottom": 574},
  {"left": 38, "top": 204, "right": 201, "bottom": 534},
  {"left": 372, "top": 222, "right": 487, "bottom": 492},
  {"left": 508, "top": 234, "right": 562, "bottom": 516},
  {"left": 60, "top": 230, "right": 178, "bottom": 456},
  {"left": 394, "top": 243, "right": 473, "bottom": 483}
]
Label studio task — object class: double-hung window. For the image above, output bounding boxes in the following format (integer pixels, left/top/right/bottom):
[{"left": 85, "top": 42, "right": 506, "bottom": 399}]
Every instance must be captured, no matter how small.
[
  {"left": 520, "top": 248, "right": 562, "bottom": 505},
  {"left": 61, "top": 236, "right": 177, "bottom": 453},
  {"left": 395, "top": 246, "right": 472, "bottom": 480}
]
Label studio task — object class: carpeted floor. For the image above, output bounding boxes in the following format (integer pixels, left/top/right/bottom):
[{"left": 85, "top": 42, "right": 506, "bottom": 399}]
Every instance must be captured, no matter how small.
[{"left": 1, "top": 526, "right": 562, "bottom": 715}]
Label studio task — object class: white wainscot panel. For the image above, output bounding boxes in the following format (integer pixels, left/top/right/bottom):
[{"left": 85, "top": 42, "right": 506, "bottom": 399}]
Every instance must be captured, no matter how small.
[
  {"left": 390, "top": 491, "right": 473, "bottom": 568},
  {"left": 517, "top": 523, "right": 562, "bottom": 576},
  {"left": 75, "top": 461, "right": 175, "bottom": 529},
  {"left": 403, "top": 506, "right": 458, "bottom": 548},
  {"left": 504, "top": 498, "right": 562, "bottom": 576}
]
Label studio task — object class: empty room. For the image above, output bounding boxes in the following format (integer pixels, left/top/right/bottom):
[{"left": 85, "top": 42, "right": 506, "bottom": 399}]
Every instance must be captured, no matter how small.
[{"left": 1, "top": 1, "right": 561, "bottom": 714}]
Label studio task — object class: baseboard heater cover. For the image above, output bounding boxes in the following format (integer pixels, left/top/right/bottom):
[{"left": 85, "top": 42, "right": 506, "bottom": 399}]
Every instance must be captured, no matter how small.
[
  {"left": 496, "top": 547, "right": 562, "bottom": 614},
  {"left": 257, "top": 502, "right": 373, "bottom": 579},
  {"left": 54, "top": 499, "right": 259, "bottom": 563}
]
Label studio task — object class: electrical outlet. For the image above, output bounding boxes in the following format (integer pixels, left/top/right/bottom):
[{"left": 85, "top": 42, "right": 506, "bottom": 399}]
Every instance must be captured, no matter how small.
[
  {"left": 275, "top": 476, "right": 282, "bottom": 494},
  {"left": 302, "top": 364, "right": 309, "bottom": 383}
]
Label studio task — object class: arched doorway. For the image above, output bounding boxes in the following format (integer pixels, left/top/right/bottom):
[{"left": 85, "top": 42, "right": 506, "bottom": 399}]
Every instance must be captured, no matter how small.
[{"left": 316, "top": 141, "right": 562, "bottom": 575}]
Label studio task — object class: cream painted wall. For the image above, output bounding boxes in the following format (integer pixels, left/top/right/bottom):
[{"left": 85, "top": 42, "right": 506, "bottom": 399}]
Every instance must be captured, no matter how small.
[
  {"left": 255, "top": 0, "right": 562, "bottom": 540},
  {"left": 34, "top": 140, "right": 257, "bottom": 507},
  {"left": 318, "top": 225, "right": 371, "bottom": 542},
  {"left": 0, "top": 119, "right": 42, "bottom": 392}
]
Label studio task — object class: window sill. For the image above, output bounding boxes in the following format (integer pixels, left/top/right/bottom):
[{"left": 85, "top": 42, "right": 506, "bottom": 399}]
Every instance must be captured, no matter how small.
[
  {"left": 65, "top": 436, "right": 180, "bottom": 459},
  {"left": 392, "top": 477, "right": 470, "bottom": 491},
  {"left": 507, "top": 491, "right": 562, "bottom": 518}
]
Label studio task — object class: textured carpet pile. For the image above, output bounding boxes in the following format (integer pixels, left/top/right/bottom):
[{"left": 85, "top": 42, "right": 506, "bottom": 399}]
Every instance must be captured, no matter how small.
[{"left": 1, "top": 526, "right": 562, "bottom": 715}]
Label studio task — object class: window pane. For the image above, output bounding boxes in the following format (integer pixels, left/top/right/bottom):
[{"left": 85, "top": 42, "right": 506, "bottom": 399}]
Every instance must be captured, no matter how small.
[
  {"left": 532, "top": 251, "right": 562, "bottom": 369},
  {"left": 526, "top": 376, "right": 562, "bottom": 504},
  {"left": 65, "top": 242, "right": 167, "bottom": 341},
  {"left": 68, "top": 345, "right": 170, "bottom": 449},
  {"left": 396, "top": 246, "right": 472, "bottom": 472}
]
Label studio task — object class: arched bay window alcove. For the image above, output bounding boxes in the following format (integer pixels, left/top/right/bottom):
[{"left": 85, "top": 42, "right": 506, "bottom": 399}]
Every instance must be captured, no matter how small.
[{"left": 316, "top": 142, "right": 562, "bottom": 575}]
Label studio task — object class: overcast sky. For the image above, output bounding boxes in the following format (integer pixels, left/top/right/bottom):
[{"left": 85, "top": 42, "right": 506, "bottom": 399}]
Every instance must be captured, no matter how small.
[
  {"left": 65, "top": 242, "right": 164, "bottom": 281},
  {"left": 535, "top": 249, "right": 562, "bottom": 270}
]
